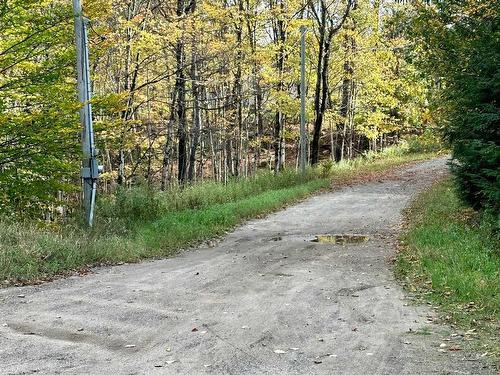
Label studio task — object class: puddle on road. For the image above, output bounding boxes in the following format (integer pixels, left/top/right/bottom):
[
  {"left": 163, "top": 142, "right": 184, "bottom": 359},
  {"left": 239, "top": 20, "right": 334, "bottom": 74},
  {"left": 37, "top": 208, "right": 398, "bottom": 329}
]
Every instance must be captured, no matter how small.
[{"left": 312, "top": 234, "right": 369, "bottom": 245}]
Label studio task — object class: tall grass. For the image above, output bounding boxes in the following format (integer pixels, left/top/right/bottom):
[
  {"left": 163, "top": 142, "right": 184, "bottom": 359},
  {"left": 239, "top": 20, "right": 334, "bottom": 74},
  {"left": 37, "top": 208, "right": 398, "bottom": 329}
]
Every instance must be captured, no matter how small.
[
  {"left": 396, "top": 179, "right": 499, "bottom": 354},
  {"left": 98, "top": 168, "right": 320, "bottom": 228},
  {"left": 1, "top": 147, "right": 434, "bottom": 284}
]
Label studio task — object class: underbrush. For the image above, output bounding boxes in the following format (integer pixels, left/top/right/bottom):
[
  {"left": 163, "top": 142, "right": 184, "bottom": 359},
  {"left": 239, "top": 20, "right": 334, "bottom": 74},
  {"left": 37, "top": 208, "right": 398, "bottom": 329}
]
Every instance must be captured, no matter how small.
[
  {"left": 396, "top": 179, "right": 499, "bottom": 357},
  {"left": 1, "top": 147, "right": 434, "bottom": 284},
  {"left": 98, "top": 168, "right": 320, "bottom": 230},
  {"left": 404, "top": 129, "right": 445, "bottom": 154}
]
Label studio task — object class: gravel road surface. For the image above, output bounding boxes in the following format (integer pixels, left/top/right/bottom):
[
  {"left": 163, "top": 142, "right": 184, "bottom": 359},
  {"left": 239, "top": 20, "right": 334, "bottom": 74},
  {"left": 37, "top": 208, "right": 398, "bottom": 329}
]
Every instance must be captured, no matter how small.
[{"left": 0, "top": 158, "right": 494, "bottom": 374}]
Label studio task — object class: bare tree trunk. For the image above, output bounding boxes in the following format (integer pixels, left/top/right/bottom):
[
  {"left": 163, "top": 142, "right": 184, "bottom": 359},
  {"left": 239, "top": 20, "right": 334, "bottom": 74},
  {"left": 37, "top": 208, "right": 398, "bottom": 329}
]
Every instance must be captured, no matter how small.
[
  {"left": 348, "top": 83, "right": 356, "bottom": 158},
  {"left": 311, "top": 1, "right": 326, "bottom": 166},
  {"left": 330, "top": 119, "right": 335, "bottom": 161},
  {"left": 172, "top": 0, "right": 195, "bottom": 185},
  {"left": 188, "top": 39, "right": 201, "bottom": 183},
  {"left": 273, "top": 0, "right": 286, "bottom": 173},
  {"left": 233, "top": 0, "right": 244, "bottom": 176},
  {"left": 161, "top": 117, "right": 174, "bottom": 190},
  {"left": 245, "top": 1, "right": 264, "bottom": 172},
  {"left": 176, "top": 42, "right": 188, "bottom": 184},
  {"left": 339, "top": 16, "right": 356, "bottom": 160}
]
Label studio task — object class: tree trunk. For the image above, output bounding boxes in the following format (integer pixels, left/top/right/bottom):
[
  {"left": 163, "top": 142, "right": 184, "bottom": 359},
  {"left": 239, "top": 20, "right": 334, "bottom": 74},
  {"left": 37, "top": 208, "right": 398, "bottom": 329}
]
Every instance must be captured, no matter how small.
[
  {"left": 311, "top": 1, "right": 326, "bottom": 165},
  {"left": 188, "top": 37, "right": 201, "bottom": 183},
  {"left": 310, "top": 0, "right": 352, "bottom": 164},
  {"left": 175, "top": 36, "right": 188, "bottom": 184},
  {"left": 339, "top": 23, "right": 355, "bottom": 160},
  {"left": 273, "top": 0, "right": 286, "bottom": 173}
]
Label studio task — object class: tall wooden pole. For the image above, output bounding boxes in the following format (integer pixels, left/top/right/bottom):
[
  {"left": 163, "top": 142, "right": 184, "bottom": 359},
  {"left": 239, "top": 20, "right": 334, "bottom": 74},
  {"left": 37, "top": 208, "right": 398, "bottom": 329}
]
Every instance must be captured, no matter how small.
[{"left": 73, "top": 0, "right": 99, "bottom": 226}]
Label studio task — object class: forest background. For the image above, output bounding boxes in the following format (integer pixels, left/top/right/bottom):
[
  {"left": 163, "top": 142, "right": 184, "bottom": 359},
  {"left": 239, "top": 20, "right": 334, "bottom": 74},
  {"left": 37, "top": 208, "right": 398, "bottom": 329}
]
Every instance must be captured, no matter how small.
[{"left": 1, "top": 0, "right": 446, "bottom": 218}]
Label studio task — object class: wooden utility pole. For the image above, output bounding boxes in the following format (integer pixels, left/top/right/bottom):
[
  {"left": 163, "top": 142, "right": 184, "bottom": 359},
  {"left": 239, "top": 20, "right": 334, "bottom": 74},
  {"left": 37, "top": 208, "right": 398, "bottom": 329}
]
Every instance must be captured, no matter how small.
[{"left": 73, "top": 0, "right": 100, "bottom": 226}]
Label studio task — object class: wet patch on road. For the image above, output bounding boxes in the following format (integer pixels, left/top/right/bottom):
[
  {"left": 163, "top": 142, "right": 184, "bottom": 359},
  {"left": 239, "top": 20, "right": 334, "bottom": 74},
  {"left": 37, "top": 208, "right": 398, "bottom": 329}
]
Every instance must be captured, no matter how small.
[{"left": 312, "top": 234, "right": 369, "bottom": 245}]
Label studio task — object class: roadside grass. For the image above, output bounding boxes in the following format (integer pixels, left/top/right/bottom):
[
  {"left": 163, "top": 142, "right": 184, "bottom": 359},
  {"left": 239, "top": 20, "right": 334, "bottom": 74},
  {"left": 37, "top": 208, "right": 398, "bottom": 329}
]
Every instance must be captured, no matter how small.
[
  {"left": 0, "top": 147, "right": 434, "bottom": 285},
  {"left": 395, "top": 179, "right": 499, "bottom": 357}
]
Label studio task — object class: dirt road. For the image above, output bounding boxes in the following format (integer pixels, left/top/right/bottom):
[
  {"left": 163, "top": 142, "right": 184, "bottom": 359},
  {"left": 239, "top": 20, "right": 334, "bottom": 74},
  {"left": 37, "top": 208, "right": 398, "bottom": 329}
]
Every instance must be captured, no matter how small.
[{"left": 0, "top": 158, "right": 493, "bottom": 374}]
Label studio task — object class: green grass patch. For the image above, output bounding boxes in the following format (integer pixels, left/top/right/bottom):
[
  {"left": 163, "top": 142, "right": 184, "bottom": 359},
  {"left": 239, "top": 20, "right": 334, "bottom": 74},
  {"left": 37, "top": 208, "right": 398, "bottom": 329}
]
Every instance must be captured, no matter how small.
[
  {"left": 1, "top": 147, "right": 434, "bottom": 285},
  {"left": 396, "top": 179, "right": 499, "bottom": 356}
]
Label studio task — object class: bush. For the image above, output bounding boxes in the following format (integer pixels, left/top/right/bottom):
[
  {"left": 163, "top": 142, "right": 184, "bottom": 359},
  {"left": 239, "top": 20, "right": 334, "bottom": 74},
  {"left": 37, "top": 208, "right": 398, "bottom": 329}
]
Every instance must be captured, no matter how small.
[
  {"left": 410, "top": 1, "right": 499, "bottom": 214},
  {"left": 114, "top": 185, "right": 166, "bottom": 222},
  {"left": 318, "top": 159, "right": 335, "bottom": 178},
  {"left": 405, "top": 131, "right": 444, "bottom": 154},
  {"left": 446, "top": 30, "right": 500, "bottom": 213}
]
